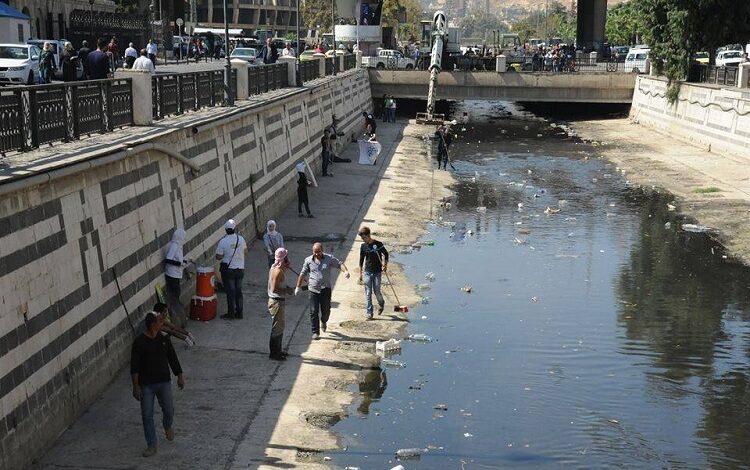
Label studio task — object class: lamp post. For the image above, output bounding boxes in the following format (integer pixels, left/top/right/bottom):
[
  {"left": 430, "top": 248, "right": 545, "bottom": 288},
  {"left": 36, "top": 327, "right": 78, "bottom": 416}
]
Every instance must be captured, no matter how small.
[
  {"left": 223, "top": 0, "right": 233, "bottom": 105},
  {"left": 89, "top": 0, "right": 94, "bottom": 43}
]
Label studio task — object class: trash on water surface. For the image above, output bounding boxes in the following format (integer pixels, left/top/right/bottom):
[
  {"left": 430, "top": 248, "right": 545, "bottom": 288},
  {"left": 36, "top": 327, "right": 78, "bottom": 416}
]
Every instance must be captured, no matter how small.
[
  {"left": 376, "top": 339, "right": 402, "bottom": 353},
  {"left": 682, "top": 224, "right": 711, "bottom": 233},
  {"left": 421, "top": 296, "right": 431, "bottom": 304},
  {"left": 408, "top": 333, "right": 433, "bottom": 342},
  {"left": 382, "top": 359, "right": 406, "bottom": 369},
  {"left": 461, "top": 285, "right": 473, "bottom": 293},
  {"left": 425, "top": 272, "right": 436, "bottom": 281},
  {"left": 434, "top": 403, "right": 448, "bottom": 410},
  {"left": 395, "top": 448, "right": 426, "bottom": 460}
]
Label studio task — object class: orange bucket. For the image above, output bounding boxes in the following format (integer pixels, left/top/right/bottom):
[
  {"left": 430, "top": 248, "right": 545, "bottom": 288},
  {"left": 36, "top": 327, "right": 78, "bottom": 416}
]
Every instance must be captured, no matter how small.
[{"left": 195, "top": 266, "right": 215, "bottom": 297}]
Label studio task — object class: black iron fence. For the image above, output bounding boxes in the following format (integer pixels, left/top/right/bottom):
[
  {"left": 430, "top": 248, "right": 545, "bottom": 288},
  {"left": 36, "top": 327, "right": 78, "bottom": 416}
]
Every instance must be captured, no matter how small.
[
  {"left": 247, "top": 63, "right": 288, "bottom": 95},
  {"left": 0, "top": 79, "right": 133, "bottom": 154},
  {"left": 152, "top": 69, "right": 238, "bottom": 120},
  {"left": 690, "top": 64, "right": 739, "bottom": 87},
  {"left": 344, "top": 54, "right": 356, "bottom": 70},
  {"left": 299, "top": 60, "right": 319, "bottom": 83}
]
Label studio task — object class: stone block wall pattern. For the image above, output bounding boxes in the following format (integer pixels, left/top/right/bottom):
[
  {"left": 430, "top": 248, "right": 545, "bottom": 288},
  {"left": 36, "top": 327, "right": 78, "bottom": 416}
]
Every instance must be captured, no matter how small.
[
  {"left": 0, "top": 70, "right": 372, "bottom": 470},
  {"left": 631, "top": 76, "right": 750, "bottom": 157}
]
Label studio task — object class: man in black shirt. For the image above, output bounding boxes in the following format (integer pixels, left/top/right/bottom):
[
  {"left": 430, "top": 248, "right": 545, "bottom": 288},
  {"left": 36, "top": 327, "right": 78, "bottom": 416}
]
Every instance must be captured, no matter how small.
[
  {"left": 357, "top": 226, "right": 388, "bottom": 319},
  {"left": 131, "top": 312, "right": 185, "bottom": 457}
]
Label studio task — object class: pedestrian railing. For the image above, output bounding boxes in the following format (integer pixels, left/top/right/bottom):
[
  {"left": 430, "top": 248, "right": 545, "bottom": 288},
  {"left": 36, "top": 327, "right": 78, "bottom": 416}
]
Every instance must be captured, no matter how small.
[
  {"left": 152, "top": 69, "right": 238, "bottom": 120},
  {"left": 299, "top": 60, "right": 320, "bottom": 83},
  {"left": 247, "top": 63, "right": 288, "bottom": 95},
  {"left": 325, "top": 58, "right": 335, "bottom": 76},
  {"left": 690, "top": 64, "right": 739, "bottom": 87},
  {"left": 0, "top": 78, "right": 133, "bottom": 154},
  {"left": 344, "top": 54, "right": 356, "bottom": 70}
]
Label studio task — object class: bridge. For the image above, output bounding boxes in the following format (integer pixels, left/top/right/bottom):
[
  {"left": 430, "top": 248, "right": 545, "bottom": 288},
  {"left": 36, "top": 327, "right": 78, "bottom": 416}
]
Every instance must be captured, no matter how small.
[{"left": 369, "top": 69, "right": 637, "bottom": 104}]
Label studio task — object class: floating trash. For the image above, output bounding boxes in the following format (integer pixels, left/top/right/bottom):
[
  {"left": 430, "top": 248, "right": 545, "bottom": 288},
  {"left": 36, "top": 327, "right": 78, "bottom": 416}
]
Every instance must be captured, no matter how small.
[
  {"left": 376, "top": 339, "right": 402, "bottom": 353},
  {"left": 408, "top": 333, "right": 433, "bottom": 342}
]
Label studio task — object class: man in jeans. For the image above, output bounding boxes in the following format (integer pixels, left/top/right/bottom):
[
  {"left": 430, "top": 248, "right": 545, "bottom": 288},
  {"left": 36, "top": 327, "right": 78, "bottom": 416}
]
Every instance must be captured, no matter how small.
[
  {"left": 357, "top": 226, "right": 389, "bottom": 319},
  {"left": 296, "top": 242, "right": 351, "bottom": 339},
  {"left": 216, "top": 219, "right": 248, "bottom": 319},
  {"left": 131, "top": 312, "right": 185, "bottom": 457}
]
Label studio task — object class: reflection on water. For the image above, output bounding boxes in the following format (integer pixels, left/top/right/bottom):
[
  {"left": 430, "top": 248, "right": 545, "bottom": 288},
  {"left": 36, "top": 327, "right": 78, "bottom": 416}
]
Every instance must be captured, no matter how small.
[{"left": 330, "top": 101, "right": 750, "bottom": 469}]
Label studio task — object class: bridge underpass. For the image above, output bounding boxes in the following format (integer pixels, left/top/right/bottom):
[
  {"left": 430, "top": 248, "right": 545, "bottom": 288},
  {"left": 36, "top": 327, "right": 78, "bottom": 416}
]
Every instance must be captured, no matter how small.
[{"left": 368, "top": 70, "right": 637, "bottom": 104}]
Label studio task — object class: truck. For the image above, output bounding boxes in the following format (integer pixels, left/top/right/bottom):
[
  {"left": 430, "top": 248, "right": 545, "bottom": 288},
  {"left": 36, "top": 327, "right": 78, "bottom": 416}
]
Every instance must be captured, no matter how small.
[{"left": 362, "top": 49, "right": 416, "bottom": 69}]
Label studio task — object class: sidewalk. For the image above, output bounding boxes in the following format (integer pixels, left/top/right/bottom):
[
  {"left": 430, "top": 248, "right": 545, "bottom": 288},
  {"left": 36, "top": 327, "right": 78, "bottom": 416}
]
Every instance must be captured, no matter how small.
[
  {"left": 35, "top": 119, "right": 452, "bottom": 469},
  {"left": 573, "top": 118, "right": 750, "bottom": 264}
]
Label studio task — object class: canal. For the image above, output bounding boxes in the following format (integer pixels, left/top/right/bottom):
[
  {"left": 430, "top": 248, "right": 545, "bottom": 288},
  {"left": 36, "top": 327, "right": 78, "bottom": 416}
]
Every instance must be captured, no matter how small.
[{"left": 329, "top": 101, "right": 750, "bottom": 469}]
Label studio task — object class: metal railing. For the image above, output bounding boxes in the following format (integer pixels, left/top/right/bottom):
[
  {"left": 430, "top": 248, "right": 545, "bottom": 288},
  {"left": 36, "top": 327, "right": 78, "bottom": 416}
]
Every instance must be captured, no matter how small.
[
  {"left": 0, "top": 78, "right": 133, "bottom": 154},
  {"left": 325, "top": 57, "right": 335, "bottom": 76},
  {"left": 299, "top": 59, "right": 319, "bottom": 83},
  {"left": 247, "top": 63, "right": 288, "bottom": 95},
  {"left": 690, "top": 64, "right": 739, "bottom": 87},
  {"left": 344, "top": 53, "right": 356, "bottom": 70},
  {"left": 152, "top": 69, "right": 238, "bottom": 120}
]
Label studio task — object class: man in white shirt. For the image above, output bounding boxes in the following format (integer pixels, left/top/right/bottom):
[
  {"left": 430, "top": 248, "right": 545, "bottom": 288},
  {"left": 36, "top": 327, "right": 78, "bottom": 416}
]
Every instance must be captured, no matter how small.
[
  {"left": 147, "top": 39, "right": 158, "bottom": 66},
  {"left": 124, "top": 42, "right": 138, "bottom": 68},
  {"left": 215, "top": 219, "right": 248, "bottom": 319},
  {"left": 132, "top": 49, "right": 155, "bottom": 74},
  {"left": 281, "top": 43, "right": 295, "bottom": 57}
]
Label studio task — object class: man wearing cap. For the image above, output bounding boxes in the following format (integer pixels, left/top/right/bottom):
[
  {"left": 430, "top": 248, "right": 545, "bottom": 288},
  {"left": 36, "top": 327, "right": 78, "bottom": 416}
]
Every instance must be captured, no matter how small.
[
  {"left": 295, "top": 242, "right": 350, "bottom": 339},
  {"left": 215, "top": 219, "right": 248, "bottom": 319},
  {"left": 268, "top": 248, "right": 294, "bottom": 360}
]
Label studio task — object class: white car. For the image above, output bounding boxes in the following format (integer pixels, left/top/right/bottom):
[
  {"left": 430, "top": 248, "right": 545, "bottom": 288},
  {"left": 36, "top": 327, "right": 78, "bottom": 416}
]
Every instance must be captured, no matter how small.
[
  {"left": 716, "top": 50, "right": 743, "bottom": 67},
  {"left": 229, "top": 47, "right": 258, "bottom": 65},
  {"left": 0, "top": 43, "right": 40, "bottom": 85}
]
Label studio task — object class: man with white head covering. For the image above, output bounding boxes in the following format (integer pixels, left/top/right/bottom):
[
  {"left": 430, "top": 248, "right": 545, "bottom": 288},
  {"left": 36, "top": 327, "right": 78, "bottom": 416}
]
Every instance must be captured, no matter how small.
[
  {"left": 263, "top": 220, "right": 285, "bottom": 268},
  {"left": 268, "top": 247, "right": 294, "bottom": 360},
  {"left": 164, "top": 228, "right": 190, "bottom": 325},
  {"left": 296, "top": 162, "right": 314, "bottom": 218},
  {"left": 215, "top": 219, "right": 248, "bottom": 319}
]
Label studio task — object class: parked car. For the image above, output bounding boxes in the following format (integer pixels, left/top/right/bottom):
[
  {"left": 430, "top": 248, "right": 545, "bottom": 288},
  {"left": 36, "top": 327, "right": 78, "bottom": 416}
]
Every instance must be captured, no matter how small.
[
  {"left": 229, "top": 47, "right": 258, "bottom": 65},
  {"left": 612, "top": 46, "right": 629, "bottom": 62},
  {"left": 361, "top": 49, "right": 415, "bottom": 69},
  {"left": 0, "top": 43, "right": 40, "bottom": 85},
  {"left": 623, "top": 48, "right": 649, "bottom": 73},
  {"left": 716, "top": 50, "right": 743, "bottom": 67}
]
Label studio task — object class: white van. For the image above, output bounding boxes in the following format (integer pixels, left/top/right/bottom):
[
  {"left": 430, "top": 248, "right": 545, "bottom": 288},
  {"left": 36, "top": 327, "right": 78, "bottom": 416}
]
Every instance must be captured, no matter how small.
[{"left": 624, "top": 48, "right": 649, "bottom": 73}]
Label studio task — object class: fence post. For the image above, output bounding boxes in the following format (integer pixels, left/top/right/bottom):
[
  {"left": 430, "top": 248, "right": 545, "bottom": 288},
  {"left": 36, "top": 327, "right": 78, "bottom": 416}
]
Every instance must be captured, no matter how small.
[
  {"left": 231, "top": 59, "right": 249, "bottom": 100},
  {"left": 119, "top": 69, "right": 153, "bottom": 125}
]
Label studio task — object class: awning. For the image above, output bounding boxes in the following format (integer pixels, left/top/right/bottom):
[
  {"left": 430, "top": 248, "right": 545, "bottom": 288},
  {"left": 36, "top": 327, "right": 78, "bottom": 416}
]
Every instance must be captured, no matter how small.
[{"left": 193, "top": 27, "right": 244, "bottom": 36}]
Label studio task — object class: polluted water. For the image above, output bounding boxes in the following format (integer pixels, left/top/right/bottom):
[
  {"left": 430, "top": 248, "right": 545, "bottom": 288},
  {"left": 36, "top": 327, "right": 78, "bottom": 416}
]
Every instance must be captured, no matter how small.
[{"left": 328, "top": 100, "right": 750, "bottom": 469}]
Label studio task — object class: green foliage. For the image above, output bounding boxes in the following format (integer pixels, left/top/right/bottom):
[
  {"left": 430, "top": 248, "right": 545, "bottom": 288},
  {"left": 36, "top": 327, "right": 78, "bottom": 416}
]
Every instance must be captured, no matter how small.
[{"left": 459, "top": 8, "right": 506, "bottom": 41}]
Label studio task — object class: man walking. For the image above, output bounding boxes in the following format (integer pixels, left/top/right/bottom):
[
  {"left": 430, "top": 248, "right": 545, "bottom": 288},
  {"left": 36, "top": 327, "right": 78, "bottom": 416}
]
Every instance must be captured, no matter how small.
[
  {"left": 131, "top": 312, "right": 185, "bottom": 457},
  {"left": 357, "top": 226, "right": 388, "bottom": 319},
  {"left": 215, "top": 219, "right": 248, "bottom": 319},
  {"left": 268, "top": 248, "right": 294, "bottom": 360},
  {"left": 296, "top": 242, "right": 350, "bottom": 339}
]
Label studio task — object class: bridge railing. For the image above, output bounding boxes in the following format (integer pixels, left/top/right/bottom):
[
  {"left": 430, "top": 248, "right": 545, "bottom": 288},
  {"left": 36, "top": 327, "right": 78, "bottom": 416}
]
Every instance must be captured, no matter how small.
[
  {"left": 152, "top": 69, "right": 238, "bottom": 120},
  {"left": 689, "top": 64, "right": 739, "bottom": 87},
  {"left": 0, "top": 78, "right": 133, "bottom": 154}
]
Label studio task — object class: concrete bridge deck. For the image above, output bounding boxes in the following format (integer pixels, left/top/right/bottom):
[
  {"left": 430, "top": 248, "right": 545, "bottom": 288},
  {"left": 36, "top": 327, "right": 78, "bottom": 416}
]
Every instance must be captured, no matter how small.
[{"left": 369, "top": 69, "right": 637, "bottom": 104}]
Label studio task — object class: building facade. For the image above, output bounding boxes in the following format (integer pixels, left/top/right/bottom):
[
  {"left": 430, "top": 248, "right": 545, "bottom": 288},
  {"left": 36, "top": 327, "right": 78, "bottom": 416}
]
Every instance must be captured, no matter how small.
[{"left": 3, "top": 0, "right": 115, "bottom": 41}]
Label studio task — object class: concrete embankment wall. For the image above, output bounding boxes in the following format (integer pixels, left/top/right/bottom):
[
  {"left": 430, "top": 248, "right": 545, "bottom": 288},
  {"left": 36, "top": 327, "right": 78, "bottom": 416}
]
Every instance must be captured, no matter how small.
[
  {"left": 0, "top": 70, "right": 371, "bottom": 470},
  {"left": 631, "top": 76, "right": 750, "bottom": 156}
]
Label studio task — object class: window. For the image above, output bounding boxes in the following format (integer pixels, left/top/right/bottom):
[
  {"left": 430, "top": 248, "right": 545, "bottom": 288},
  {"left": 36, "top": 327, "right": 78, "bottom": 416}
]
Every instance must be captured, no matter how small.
[{"left": 17, "top": 24, "right": 24, "bottom": 43}]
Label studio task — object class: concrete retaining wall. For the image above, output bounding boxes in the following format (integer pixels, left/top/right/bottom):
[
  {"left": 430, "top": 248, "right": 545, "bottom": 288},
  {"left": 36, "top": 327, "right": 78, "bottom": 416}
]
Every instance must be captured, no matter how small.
[
  {"left": 631, "top": 76, "right": 750, "bottom": 157},
  {"left": 0, "top": 70, "right": 371, "bottom": 470}
]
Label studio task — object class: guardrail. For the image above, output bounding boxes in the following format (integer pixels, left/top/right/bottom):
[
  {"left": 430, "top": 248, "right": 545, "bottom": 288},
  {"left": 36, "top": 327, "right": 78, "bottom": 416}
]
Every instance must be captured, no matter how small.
[
  {"left": 299, "top": 60, "right": 319, "bottom": 83},
  {"left": 247, "top": 63, "right": 288, "bottom": 95},
  {"left": 690, "top": 64, "right": 739, "bottom": 87},
  {"left": 0, "top": 78, "right": 133, "bottom": 154},
  {"left": 152, "top": 69, "right": 237, "bottom": 120}
]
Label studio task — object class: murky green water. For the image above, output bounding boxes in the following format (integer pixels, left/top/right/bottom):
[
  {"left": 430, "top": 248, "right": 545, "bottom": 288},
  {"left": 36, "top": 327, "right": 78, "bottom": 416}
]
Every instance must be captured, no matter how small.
[{"left": 330, "top": 102, "right": 750, "bottom": 469}]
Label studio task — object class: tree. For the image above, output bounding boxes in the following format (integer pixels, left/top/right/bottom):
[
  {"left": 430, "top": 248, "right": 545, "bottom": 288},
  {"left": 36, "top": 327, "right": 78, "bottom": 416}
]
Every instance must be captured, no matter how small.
[{"left": 459, "top": 8, "right": 506, "bottom": 41}]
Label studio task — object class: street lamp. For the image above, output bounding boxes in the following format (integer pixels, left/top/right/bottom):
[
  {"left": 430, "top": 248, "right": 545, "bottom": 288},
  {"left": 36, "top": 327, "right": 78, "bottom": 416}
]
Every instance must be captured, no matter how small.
[
  {"left": 89, "top": 0, "right": 95, "bottom": 43},
  {"left": 223, "top": 0, "right": 233, "bottom": 105}
]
